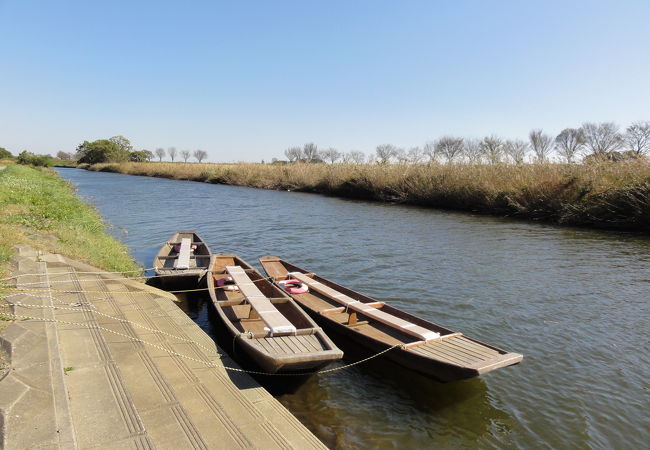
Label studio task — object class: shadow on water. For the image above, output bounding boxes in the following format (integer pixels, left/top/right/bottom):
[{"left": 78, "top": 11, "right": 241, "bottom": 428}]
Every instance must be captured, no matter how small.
[{"left": 273, "top": 336, "right": 511, "bottom": 449}]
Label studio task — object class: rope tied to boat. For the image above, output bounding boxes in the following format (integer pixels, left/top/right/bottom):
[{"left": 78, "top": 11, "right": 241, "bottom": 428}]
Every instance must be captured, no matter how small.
[
  {"left": 0, "top": 271, "right": 278, "bottom": 294},
  {"left": 1, "top": 267, "right": 403, "bottom": 377},
  {"left": 0, "top": 301, "right": 404, "bottom": 377}
]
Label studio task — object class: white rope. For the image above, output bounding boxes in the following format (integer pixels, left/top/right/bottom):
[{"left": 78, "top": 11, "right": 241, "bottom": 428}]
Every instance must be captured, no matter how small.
[
  {"left": 1, "top": 287, "right": 404, "bottom": 377},
  {"left": 0, "top": 309, "right": 403, "bottom": 376},
  {"left": 0, "top": 264, "right": 403, "bottom": 376},
  {"left": 1, "top": 267, "right": 241, "bottom": 282},
  {"left": 0, "top": 268, "right": 155, "bottom": 281},
  {"left": 0, "top": 271, "right": 220, "bottom": 287},
  {"left": 1, "top": 301, "right": 221, "bottom": 358}
]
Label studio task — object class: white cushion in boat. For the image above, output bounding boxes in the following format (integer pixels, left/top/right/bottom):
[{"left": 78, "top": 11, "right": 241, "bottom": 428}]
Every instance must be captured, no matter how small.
[
  {"left": 175, "top": 238, "right": 191, "bottom": 269},
  {"left": 226, "top": 266, "right": 297, "bottom": 336}
]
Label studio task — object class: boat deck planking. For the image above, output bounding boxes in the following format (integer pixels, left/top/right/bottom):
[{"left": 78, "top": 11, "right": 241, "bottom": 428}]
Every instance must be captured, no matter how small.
[
  {"left": 207, "top": 254, "right": 344, "bottom": 373},
  {"left": 259, "top": 256, "right": 523, "bottom": 382},
  {"left": 249, "top": 335, "right": 326, "bottom": 356}
]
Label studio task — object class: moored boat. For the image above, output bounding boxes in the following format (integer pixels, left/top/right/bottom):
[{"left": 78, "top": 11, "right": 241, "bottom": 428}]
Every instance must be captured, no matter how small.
[
  {"left": 259, "top": 256, "right": 523, "bottom": 382},
  {"left": 153, "top": 230, "right": 211, "bottom": 286},
  {"left": 207, "top": 254, "right": 343, "bottom": 373}
]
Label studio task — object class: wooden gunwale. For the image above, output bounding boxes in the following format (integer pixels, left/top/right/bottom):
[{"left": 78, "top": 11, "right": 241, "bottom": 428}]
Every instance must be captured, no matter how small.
[
  {"left": 153, "top": 230, "right": 212, "bottom": 277},
  {"left": 259, "top": 256, "right": 523, "bottom": 382},
  {"left": 207, "top": 254, "right": 343, "bottom": 373}
]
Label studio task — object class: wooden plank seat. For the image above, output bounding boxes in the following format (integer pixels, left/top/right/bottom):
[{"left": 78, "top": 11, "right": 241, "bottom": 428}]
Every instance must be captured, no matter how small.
[
  {"left": 290, "top": 272, "right": 441, "bottom": 342},
  {"left": 158, "top": 255, "right": 207, "bottom": 259},
  {"left": 227, "top": 266, "right": 297, "bottom": 336},
  {"left": 174, "top": 238, "right": 192, "bottom": 269}
]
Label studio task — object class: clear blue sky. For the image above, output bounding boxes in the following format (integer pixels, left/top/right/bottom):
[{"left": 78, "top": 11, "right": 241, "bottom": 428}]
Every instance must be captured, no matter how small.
[{"left": 1, "top": 0, "right": 649, "bottom": 161}]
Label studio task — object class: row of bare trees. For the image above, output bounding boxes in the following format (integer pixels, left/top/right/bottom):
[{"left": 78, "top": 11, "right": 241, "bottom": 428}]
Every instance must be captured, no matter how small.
[
  {"left": 282, "top": 121, "right": 650, "bottom": 165},
  {"left": 153, "top": 147, "right": 207, "bottom": 163}
]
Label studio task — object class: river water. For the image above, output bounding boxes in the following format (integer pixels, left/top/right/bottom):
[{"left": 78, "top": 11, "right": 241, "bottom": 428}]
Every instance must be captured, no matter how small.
[{"left": 56, "top": 168, "right": 649, "bottom": 449}]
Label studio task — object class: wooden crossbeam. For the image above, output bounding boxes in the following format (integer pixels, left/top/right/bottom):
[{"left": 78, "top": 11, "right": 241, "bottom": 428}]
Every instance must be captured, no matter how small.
[{"left": 290, "top": 272, "right": 440, "bottom": 342}]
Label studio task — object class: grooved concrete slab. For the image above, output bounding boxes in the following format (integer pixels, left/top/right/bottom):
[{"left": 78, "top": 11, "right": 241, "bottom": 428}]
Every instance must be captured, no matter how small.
[{"left": 0, "top": 246, "right": 325, "bottom": 449}]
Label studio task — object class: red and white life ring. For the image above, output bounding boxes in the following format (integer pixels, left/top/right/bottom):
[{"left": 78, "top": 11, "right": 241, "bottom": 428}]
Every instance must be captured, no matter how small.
[{"left": 278, "top": 279, "right": 309, "bottom": 294}]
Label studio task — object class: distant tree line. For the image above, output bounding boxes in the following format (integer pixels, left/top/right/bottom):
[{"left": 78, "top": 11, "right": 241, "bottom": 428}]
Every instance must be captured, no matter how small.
[
  {"left": 1, "top": 146, "right": 76, "bottom": 167},
  {"left": 74, "top": 137, "right": 208, "bottom": 164},
  {"left": 3, "top": 136, "right": 210, "bottom": 167},
  {"left": 279, "top": 121, "right": 650, "bottom": 165}
]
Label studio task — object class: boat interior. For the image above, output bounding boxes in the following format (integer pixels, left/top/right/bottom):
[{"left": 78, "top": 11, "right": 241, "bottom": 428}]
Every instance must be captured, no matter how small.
[
  {"left": 211, "top": 255, "right": 317, "bottom": 337},
  {"left": 260, "top": 258, "right": 513, "bottom": 368},
  {"left": 157, "top": 232, "right": 210, "bottom": 270}
]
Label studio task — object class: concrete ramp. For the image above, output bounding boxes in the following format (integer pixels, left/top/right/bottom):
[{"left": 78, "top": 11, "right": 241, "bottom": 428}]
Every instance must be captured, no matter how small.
[{"left": 0, "top": 245, "right": 325, "bottom": 449}]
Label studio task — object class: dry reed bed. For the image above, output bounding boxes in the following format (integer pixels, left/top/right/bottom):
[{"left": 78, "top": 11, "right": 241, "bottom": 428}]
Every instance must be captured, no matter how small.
[{"left": 84, "top": 161, "right": 650, "bottom": 230}]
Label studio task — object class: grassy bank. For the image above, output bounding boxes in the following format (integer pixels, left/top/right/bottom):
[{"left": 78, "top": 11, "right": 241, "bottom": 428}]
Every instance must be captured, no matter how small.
[
  {"left": 0, "top": 164, "right": 140, "bottom": 284},
  {"left": 86, "top": 161, "right": 650, "bottom": 231}
]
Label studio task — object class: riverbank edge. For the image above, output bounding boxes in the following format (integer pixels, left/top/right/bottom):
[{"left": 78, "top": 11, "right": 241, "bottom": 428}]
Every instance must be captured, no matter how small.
[
  {"left": 0, "top": 165, "right": 141, "bottom": 320},
  {"left": 80, "top": 162, "right": 650, "bottom": 232}
]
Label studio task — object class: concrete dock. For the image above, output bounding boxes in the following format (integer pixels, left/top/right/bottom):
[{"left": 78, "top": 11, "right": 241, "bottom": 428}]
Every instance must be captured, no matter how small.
[{"left": 0, "top": 245, "right": 325, "bottom": 449}]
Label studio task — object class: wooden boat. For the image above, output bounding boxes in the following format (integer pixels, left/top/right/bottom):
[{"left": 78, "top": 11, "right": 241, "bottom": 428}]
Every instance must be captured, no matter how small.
[
  {"left": 259, "top": 257, "right": 523, "bottom": 382},
  {"left": 153, "top": 231, "right": 211, "bottom": 286},
  {"left": 207, "top": 254, "right": 343, "bottom": 373}
]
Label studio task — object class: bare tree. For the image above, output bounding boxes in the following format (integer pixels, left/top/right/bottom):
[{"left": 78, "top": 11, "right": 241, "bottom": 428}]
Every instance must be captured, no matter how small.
[
  {"left": 625, "top": 121, "right": 650, "bottom": 155},
  {"left": 193, "top": 149, "right": 207, "bottom": 163},
  {"left": 529, "top": 129, "right": 553, "bottom": 163},
  {"left": 435, "top": 136, "right": 464, "bottom": 164},
  {"left": 284, "top": 146, "right": 302, "bottom": 162},
  {"left": 463, "top": 139, "right": 483, "bottom": 164},
  {"left": 480, "top": 136, "right": 504, "bottom": 164},
  {"left": 320, "top": 148, "right": 341, "bottom": 163},
  {"left": 580, "top": 122, "right": 622, "bottom": 155},
  {"left": 346, "top": 150, "right": 366, "bottom": 164},
  {"left": 394, "top": 148, "right": 409, "bottom": 164},
  {"left": 423, "top": 140, "right": 438, "bottom": 163},
  {"left": 375, "top": 144, "right": 396, "bottom": 164},
  {"left": 302, "top": 142, "right": 319, "bottom": 161},
  {"left": 504, "top": 140, "right": 529, "bottom": 164},
  {"left": 181, "top": 150, "right": 190, "bottom": 162},
  {"left": 555, "top": 128, "right": 585, "bottom": 163},
  {"left": 155, "top": 147, "right": 165, "bottom": 162},
  {"left": 167, "top": 147, "right": 177, "bottom": 162},
  {"left": 407, "top": 147, "right": 424, "bottom": 164}
]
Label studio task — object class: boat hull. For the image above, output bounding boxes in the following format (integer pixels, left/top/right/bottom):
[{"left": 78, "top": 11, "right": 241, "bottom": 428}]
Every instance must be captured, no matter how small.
[
  {"left": 259, "top": 257, "right": 523, "bottom": 383},
  {"left": 153, "top": 230, "right": 211, "bottom": 288},
  {"left": 207, "top": 254, "right": 343, "bottom": 374}
]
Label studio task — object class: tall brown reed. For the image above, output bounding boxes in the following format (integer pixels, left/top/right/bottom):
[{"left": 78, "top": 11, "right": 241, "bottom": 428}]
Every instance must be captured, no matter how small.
[{"left": 86, "top": 161, "right": 650, "bottom": 231}]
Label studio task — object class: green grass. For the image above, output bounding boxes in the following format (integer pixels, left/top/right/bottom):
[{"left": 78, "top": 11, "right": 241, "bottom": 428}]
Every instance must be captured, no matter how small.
[{"left": 0, "top": 165, "right": 141, "bottom": 284}]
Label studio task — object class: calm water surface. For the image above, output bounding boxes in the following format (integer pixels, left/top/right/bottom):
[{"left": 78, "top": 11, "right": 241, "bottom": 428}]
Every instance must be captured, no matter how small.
[{"left": 57, "top": 168, "right": 650, "bottom": 449}]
